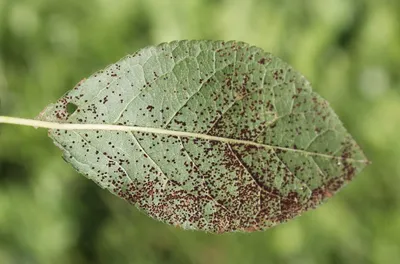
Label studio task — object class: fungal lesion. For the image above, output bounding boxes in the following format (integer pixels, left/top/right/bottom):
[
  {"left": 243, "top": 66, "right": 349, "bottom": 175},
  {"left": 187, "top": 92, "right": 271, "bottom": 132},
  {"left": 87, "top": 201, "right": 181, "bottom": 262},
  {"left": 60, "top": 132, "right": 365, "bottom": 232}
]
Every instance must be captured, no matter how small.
[
  {"left": 53, "top": 98, "right": 79, "bottom": 121},
  {"left": 41, "top": 78, "right": 88, "bottom": 122},
  {"left": 36, "top": 97, "right": 80, "bottom": 123}
]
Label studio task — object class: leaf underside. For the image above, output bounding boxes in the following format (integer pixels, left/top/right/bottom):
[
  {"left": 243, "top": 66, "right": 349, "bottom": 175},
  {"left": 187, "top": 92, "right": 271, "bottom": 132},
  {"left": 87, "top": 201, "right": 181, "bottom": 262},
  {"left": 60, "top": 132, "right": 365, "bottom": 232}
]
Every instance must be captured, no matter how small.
[{"left": 38, "top": 40, "right": 368, "bottom": 233}]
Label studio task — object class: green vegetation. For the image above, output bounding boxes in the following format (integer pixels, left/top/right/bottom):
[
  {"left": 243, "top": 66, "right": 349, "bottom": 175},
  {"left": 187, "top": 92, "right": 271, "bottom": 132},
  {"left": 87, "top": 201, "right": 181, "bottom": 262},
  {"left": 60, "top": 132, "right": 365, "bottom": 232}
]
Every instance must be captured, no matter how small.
[{"left": 0, "top": 0, "right": 399, "bottom": 263}]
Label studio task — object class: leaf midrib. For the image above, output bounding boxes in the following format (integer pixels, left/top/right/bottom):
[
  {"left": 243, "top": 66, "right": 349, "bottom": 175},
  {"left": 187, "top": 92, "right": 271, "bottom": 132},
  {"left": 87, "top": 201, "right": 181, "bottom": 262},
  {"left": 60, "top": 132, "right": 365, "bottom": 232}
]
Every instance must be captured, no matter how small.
[{"left": 8, "top": 116, "right": 367, "bottom": 164}]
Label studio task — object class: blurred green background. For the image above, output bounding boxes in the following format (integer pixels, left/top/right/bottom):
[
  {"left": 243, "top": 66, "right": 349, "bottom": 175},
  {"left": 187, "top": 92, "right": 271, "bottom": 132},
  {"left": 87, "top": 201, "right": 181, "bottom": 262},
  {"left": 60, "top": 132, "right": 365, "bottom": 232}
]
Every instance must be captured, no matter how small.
[{"left": 0, "top": 0, "right": 399, "bottom": 263}]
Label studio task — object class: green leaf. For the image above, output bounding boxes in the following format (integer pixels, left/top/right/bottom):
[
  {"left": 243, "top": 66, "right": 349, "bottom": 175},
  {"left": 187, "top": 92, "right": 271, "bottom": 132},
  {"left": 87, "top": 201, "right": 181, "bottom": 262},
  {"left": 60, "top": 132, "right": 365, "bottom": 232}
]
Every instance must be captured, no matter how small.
[{"left": 37, "top": 40, "right": 369, "bottom": 233}]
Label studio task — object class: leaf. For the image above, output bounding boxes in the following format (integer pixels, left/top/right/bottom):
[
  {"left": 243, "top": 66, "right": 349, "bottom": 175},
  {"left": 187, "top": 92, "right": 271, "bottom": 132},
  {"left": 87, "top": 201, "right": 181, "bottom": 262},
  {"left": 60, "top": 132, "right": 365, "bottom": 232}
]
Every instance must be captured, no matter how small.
[{"left": 37, "top": 40, "right": 369, "bottom": 233}]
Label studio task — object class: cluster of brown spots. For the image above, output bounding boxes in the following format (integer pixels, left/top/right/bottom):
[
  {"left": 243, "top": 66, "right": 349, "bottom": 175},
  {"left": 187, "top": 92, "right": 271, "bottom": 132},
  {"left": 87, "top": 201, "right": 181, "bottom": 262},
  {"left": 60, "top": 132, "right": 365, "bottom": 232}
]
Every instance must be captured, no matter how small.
[
  {"left": 258, "top": 58, "right": 269, "bottom": 65},
  {"left": 146, "top": 105, "right": 154, "bottom": 112}
]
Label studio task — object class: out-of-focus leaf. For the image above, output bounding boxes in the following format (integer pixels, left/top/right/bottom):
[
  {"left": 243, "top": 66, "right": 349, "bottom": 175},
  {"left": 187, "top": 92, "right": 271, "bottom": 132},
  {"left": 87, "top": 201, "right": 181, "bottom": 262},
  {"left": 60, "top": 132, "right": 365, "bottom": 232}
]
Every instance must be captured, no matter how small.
[{"left": 38, "top": 40, "right": 369, "bottom": 233}]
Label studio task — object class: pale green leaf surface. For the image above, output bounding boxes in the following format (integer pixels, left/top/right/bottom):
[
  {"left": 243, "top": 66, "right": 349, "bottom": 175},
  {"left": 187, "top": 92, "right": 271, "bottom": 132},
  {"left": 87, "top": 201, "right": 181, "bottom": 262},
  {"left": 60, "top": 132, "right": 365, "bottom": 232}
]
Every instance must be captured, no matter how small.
[{"left": 37, "top": 40, "right": 368, "bottom": 233}]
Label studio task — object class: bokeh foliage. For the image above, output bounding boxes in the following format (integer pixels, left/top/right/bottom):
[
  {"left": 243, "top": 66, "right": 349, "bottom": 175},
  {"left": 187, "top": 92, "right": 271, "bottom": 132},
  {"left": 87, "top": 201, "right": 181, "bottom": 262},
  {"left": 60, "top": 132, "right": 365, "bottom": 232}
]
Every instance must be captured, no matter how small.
[{"left": 0, "top": 0, "right": 399, "bottom": 263}]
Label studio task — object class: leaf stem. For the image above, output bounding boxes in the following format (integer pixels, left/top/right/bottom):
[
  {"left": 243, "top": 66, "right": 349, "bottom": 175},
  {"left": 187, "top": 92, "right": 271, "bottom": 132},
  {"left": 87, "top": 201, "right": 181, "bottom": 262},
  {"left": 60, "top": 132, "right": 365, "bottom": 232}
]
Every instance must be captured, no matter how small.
[
  {"left": 0, "top": 116, "right": 57, "bottom": 129},
  {"left": 0, "top": 115, "right": 369, "bottom": 164}
]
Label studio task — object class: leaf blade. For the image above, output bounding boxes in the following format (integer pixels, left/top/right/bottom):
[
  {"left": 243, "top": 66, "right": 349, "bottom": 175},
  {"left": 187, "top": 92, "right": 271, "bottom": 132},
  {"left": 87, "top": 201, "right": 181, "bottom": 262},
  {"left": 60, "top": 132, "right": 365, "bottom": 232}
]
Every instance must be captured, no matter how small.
[{"left": 38, "top": 40, "right": 368, "bottom": 232}]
